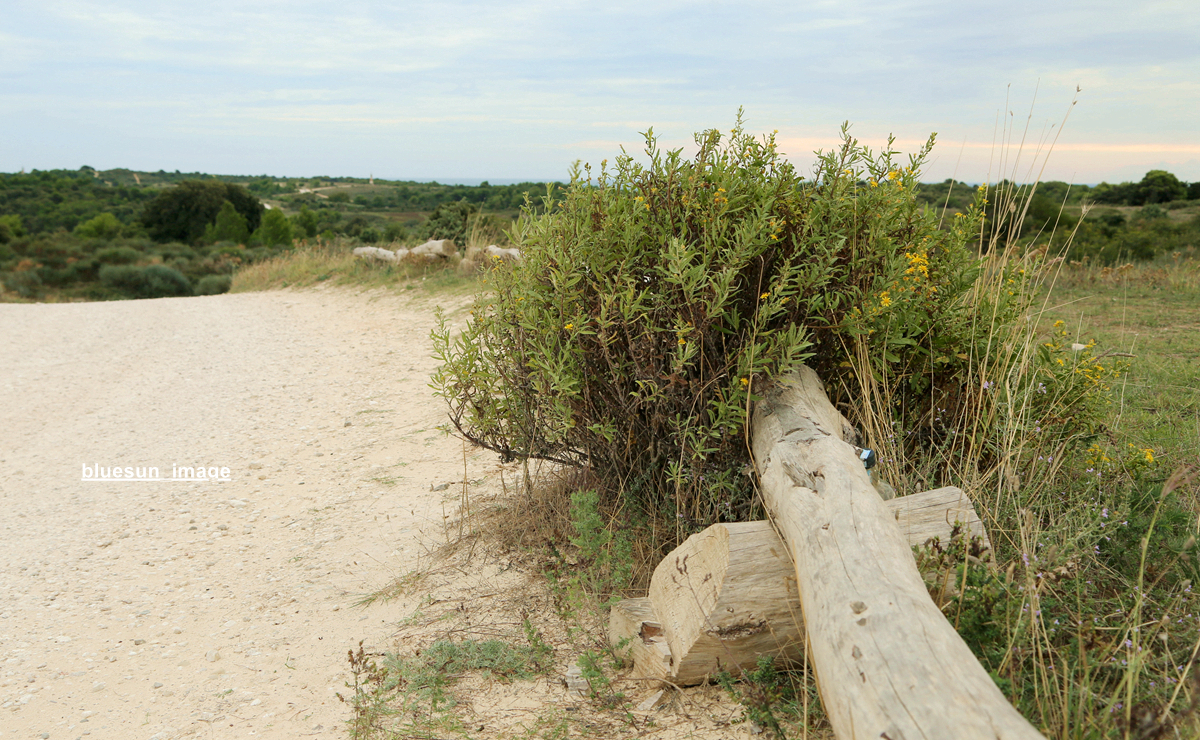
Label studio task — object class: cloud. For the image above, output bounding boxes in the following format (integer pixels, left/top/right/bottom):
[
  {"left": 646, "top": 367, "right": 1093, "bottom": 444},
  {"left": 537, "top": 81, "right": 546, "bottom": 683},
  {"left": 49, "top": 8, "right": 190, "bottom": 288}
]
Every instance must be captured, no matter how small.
[{"left": 2, "top": 1, "right": 1197, "bottom": 180}]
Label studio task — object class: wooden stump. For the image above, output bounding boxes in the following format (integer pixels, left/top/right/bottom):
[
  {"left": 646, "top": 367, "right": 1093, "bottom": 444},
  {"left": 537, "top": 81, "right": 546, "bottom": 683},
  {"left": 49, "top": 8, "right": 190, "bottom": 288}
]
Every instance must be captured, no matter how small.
[{"left": 615, "top": 487, "right": 993, "bottom": 685}]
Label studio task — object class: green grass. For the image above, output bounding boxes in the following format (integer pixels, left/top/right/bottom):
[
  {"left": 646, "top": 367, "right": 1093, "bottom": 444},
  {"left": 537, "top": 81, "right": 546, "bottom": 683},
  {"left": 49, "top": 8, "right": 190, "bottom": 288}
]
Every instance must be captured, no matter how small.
[
  {"left": 1040, "top": 257, "right": 1200, "bottom": 470},
  {"left": 340, "top": 623, "right": 555, "bottom": 740}
]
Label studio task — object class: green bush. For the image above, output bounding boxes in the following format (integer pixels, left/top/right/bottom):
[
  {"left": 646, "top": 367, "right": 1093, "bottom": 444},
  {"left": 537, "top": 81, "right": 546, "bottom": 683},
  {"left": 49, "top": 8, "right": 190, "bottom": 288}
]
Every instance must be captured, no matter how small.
[
  {"left": 74, "top": 212, "right": 124, "bottom": 240},
  {"left": 195, "top": 274, "right": 232, "bottom": 295},
  {"left": 203, "top": 200, "right": 250, "bottom": 244},
  {"left": 3, "top": 269, "right": 42, "bottom": 299},
  {"left": 95, "top": 246, "right": 143, "bottom": 265},
  {"left": 433, "top": 118, "right": 1006, "bottom": 534},
  {"left": 421, "top": 200, "right": 477, "bottom": 243},
  {"left": 252, "top": 208, "right": 294, "bottom": 247},
  {"left": 100, "top": 264, "right": 193, "bottom": 298}
]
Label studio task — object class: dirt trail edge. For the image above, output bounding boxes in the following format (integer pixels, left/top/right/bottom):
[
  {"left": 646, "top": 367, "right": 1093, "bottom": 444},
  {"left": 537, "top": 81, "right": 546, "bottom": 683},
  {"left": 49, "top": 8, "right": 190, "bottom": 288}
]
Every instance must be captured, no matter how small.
[{"left": 0, "top": 287, "right": 486, "bottom": 740}]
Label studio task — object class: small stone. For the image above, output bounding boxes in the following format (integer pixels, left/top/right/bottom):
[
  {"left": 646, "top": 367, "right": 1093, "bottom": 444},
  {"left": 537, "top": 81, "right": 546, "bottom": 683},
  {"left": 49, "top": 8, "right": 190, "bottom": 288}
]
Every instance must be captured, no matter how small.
[
  {"left": 133, "top": 639, "right": 145, "bottom": 645},
  {"left": 205, "top": 650, "right": 220, "bottom": 662},
  {"left": 217, "top": 525, "right": 228, "bottom": 531},
  {"left": 250, "top": 698, "right": 261, "bottom": 706},
  {"left": 173, "top": 628, "right": 182, "bottom": 634},
  {"left": 564, "top": 663, "right": 587, "bottom": 698},
  {"left": 153, "top": 682, "right": 163, "bottom": 688},
  {"left": 636, "top": 689, "right": 665, "bottom": 711},
  {"left": 91, "top": 681, "right": 106, "bottom": 692},
  {"left": 40, "top": 733, "right": 49, "bottom": 739}
]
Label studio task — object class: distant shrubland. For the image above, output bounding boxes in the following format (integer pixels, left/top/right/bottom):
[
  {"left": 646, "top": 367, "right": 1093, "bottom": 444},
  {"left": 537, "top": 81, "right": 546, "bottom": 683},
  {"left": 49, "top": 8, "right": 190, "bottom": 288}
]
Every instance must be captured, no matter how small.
[
  {"left": 0, "top": 168, "right": 564, "bottom": 301},
  {"left": 2, "top": 164, "right": 1196, "bottom": 302}
]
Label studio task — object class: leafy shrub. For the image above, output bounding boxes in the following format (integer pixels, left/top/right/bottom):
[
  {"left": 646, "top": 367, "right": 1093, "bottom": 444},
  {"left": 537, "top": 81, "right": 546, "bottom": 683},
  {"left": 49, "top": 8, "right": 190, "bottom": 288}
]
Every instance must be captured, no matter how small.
[
  {"left": 421, "top": 200, "right": 477, "bottom": 243},
  {"left": 434, "top": 117, "right": 1018, "bottom": 535},
  {"left": 253, "top": 208, "right": 294, "bottom": 247},
  {"left": 203, "top": 200, "right": 250, "bottom": 244},
  {"left": 195, "top": 274, "right": 232, "bottom": 295},
  {"left": 0, "top": 214, "right": 24, "bottom": 244},
  {"left": 96, "top": 246, "right": 143, "bottom": 265},
  {"left": 3, "top": 268, "right": 43, "bottom": 299},
  {"left": 100, "top": 264, "right": 192, "bottom": 298},
  {"left": 74, "top": 212, "right": 124, "bottom": 240}
]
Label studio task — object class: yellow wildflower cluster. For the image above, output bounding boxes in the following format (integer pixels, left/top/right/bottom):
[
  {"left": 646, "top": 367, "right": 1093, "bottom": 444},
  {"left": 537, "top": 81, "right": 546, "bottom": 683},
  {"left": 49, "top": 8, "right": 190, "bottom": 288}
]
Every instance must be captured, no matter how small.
[
  {"left": 1085, "top": 444, "right": 1112, "bottom": 467},
  {"left": 904, "top": 249, "right": 930, "bottom": 279}
]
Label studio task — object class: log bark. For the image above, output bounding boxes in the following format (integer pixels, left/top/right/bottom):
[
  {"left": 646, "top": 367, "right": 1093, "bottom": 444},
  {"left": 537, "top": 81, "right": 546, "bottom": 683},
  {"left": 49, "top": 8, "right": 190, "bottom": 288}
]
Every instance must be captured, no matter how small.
[
  {"left": 628, "top": 487, "right": 991, "bottom": 685},
  {"left": 751, "top": 366, "right": 1043, "bottom": 739}
]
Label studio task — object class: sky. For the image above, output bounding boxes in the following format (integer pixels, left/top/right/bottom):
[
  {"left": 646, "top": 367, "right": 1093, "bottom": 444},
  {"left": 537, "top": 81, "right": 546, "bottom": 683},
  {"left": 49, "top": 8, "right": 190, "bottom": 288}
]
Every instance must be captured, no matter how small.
[{"left": 2, "top": 1, "right": 1198, "bottom": 185}]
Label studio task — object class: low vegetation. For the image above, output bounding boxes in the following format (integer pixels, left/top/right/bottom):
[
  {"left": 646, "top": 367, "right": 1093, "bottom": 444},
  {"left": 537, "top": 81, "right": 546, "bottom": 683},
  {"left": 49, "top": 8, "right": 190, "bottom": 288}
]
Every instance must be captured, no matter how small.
[{"left": 419, "top": 118, "right": 1200, "bottom": 739}]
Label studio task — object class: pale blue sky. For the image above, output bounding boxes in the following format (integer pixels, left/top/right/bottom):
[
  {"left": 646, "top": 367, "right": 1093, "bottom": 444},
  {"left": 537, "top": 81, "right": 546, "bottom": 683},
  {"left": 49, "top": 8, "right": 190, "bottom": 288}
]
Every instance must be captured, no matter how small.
[{"left": 2, "top": 0, "right": 1197, "bottom": 184}]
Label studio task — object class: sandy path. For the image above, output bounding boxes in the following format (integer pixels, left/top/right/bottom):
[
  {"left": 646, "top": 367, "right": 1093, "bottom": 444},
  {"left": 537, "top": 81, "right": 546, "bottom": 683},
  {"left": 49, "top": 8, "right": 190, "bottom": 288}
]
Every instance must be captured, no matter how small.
[{"left": 0, "top": 288, "right": 490, "bottom": 739}]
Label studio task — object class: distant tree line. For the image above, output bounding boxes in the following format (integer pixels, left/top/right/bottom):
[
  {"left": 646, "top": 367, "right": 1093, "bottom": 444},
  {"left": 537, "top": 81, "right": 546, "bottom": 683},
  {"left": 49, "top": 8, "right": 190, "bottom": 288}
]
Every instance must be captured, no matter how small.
[
  {"left": 0, "top": 168, "right": 566, "bottom": 301},
  {"left": 1089, "top": 170, "right": 1200, "bottom": 206}
]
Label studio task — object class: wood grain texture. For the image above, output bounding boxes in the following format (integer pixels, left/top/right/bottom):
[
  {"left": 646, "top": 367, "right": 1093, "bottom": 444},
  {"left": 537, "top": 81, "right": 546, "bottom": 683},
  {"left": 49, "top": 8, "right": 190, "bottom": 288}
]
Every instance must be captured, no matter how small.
[
  {"left": 636, "top": 487, "right": 991, "bottom": 685},
  {"left": 607, "top": 597, "right": 672, "bottom": 681},
  {"left": 647, "top": 521, "right": 802, "bottom": 684},
  {"left": 750, "top": 366, "right": 1044, "bottom": 740}
]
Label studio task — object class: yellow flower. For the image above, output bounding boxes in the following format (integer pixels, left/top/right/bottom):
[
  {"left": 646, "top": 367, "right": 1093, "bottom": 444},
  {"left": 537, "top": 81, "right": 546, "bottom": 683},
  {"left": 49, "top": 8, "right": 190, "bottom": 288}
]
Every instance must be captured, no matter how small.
[
  {"left": 740, "top": 377, "right": 749, "bottom": 386},
  {"left": 1143, "top": 448, "right": 1154, "bottom": 464},
  {"left": 564, "top": 323, "right": 574, "bottom": 330},
  {"left": 759, "top": 292, "right": 770, "bottom": 300},
  {"left": 887, "top": 171, "right": 899, "bottom": 181},
  {"left": 879, "top": 291, "right": 892, "bottom": 308}
]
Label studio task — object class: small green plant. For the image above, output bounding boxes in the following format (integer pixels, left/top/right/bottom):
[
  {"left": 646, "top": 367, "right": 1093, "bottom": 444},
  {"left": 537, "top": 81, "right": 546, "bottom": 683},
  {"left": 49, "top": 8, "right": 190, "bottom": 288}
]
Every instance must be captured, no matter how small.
[
  {"left": 337, "top": 641, "right": 395, "bottom": 740},
  {"left": 567, "top": 488, "right": 635, "bottom": 603},
  {"left": 716, "top": 655, "right": 825, "bottom": 739},
  {"left": 339, "top": 629, "right": 556, "bottom": 739},
  {"left": 577, "top": 649, "right": 627, "bottom": 709}
]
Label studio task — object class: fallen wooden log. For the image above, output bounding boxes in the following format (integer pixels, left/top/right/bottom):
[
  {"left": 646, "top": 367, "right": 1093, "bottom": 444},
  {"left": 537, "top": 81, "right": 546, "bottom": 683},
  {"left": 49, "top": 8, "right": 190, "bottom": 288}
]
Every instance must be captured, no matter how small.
[
  {"left": 482, "top": 244, "right": 521, "bottom": 262},
  {"left": 751, "top": 366, "right": 1043, "bottom": 739},
  {"left": 352, "top": 246, "right": 400, "bottom": 263},
  {"left": 616, "top": 486, "right": 990, "bottom": 685}
]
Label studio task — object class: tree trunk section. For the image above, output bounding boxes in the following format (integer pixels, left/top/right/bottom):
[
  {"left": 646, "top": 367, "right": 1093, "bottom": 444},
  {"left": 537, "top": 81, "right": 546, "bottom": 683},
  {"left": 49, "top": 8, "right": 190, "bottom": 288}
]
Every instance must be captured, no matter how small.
[
  {"left": 750, "top": 366, "right": 1043, "bottom": 740},
  {"left": 623, "top": 487, "right": 992, "bottom": 685}
]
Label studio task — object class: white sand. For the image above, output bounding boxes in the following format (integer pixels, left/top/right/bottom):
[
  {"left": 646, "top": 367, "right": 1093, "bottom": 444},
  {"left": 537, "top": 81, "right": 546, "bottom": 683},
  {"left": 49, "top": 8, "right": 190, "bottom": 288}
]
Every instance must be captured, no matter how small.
[{"left": 0, "top": 287, "right": 490, "bottom": 739}]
